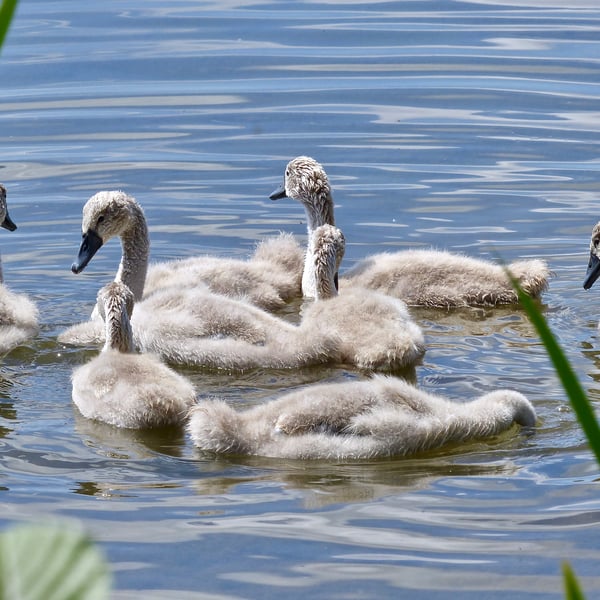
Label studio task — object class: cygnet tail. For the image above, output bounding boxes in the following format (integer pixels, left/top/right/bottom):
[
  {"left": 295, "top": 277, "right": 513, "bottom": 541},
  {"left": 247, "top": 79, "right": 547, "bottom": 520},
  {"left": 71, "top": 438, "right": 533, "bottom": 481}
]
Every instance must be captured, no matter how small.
[
  {"left": 252, "top": 232, "right": 305, "bottom": 275},
  {"left": 507, "top": 259, "right": 550, "bottom": 298},
  {"left": 188, "top": 400, "right": 249, "bottom": 454},
  {"left": 352, "top": 321, "right": 425, "bottom": 372},
  {"left": 58, "top": 318, "right": 105, "bottom": 346},
  {"left": 0, "top": 324, "right": 39, "bottom": 356}
]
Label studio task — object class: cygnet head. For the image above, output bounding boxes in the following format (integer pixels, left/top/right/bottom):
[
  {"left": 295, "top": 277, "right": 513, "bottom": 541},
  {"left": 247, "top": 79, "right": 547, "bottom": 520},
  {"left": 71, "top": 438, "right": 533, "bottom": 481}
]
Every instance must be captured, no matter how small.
[
  {"left": 312, "top": 225, "right": 345, "bottom": 300},
  {"left": 584, "top": 221, "right": 600, "bottom": 290},
  {"left": 269, "top": 156, "right": 335, "bottom": 229},
  {"left": 97, "top": 281, "right": 135, "bottom": 353},
  {"left": 72, "top": 191, "right": 145, "bottom": 274},
  {"left": 0, "top": 184, "right": 17, "bottom": 232},
  {"left": 483, "top": 390, "right": 537, "bottom": 427}
]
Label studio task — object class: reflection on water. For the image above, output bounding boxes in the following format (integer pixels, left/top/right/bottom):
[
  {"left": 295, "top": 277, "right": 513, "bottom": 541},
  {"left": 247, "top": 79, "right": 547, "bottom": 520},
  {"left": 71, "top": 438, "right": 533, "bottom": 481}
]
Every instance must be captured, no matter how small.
[
  {"left": 73, "top": 412, "right": 188, "bottom": 459},
  {"left": 191, "top": 454, "right": 524, "bottom": 509},
  {"left": 1, "top": 0, "right": 600, "bottom": 598}
]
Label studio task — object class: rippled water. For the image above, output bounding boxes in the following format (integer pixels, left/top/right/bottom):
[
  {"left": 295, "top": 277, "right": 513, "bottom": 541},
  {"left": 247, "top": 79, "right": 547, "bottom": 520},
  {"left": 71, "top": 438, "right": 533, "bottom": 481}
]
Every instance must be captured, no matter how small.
[{"left": 2, "top": 0, "right": 600, "bottom": 598}]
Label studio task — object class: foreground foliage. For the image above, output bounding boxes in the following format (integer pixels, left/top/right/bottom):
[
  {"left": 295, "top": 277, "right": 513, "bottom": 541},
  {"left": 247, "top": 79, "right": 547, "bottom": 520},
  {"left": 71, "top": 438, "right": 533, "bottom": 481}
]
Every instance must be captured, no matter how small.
[{"left": 511, "top": 275, "right": 597, "bottom": 599}]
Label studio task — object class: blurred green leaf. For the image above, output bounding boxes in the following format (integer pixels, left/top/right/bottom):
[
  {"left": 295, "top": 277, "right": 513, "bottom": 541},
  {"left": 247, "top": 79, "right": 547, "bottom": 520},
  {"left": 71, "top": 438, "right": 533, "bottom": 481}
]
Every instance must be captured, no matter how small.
[
  {"left": 510, "top": 274, "right": 600, "bottom": 465},
  {"left": 0, "top": 523, "right": 111, "bottom": 600},
  {"left": 563, "top": 562, "right": 586, "bottom": 600},
  {"left": 0, "top": 3, "right": 110, "bottom": 594},
  {"left": 509, "top": 271, "right": 600, "bottom": 600},
  {"left": 0, "top": 0, "right": 17, "bottom": 52}
]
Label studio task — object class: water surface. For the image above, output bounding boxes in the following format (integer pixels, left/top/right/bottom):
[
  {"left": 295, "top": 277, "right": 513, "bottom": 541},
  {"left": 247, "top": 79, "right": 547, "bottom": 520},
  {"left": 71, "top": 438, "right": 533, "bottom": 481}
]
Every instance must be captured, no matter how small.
[{"left": 1, "top": 0, "right": 600, "bottom": 598}]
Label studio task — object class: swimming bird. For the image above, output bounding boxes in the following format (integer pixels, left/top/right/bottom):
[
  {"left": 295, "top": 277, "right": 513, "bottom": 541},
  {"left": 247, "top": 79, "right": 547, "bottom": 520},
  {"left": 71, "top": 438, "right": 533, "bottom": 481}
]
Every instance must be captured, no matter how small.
[
  {"left": 300, "top": 224, "right": 425, "bottom": 370},
  {"left": 187, "top": 375, "right": 536, "bottom": 459},
  {"left": 270, "top": 156, "right": 549, "bottom": 307},
  {"left": 70, "top": 189, "right": 303, "bottom": 311},
  {"left": 60, "top": 191, "right": 423, "bottom": 372},
  {"left": 270, "top": 157, "right": 336, "bottom": 299},
  {"left": 71, "top": 281, "right": 196, "bottom": 428},
  {"left": 59, "top": 191, "right": 339, "bottom": 370},
  {"left": 126, "top": 283, "right": 339, "bottom": 371},
  {"left": 0, "top": 185, "right": 39, "bottom": 355},
  {"left": 583, "top": 221, "right": 600, "bottom": 293},
  {"left": 142, "top": 231, "right": 304, "bottom": 311}
]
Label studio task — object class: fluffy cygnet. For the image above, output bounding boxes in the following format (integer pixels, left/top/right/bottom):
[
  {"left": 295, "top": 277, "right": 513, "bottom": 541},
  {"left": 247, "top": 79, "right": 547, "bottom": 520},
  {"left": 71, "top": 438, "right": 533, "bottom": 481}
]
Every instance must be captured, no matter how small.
[
  {"left": 59, "top": 191, "right": 338, "bottom": 371},
  {"left": 270, "top": 156, "right": 549, "bottom": 307},
  {"left": 0, "top": 184, "right": 39, "bottom": 355},
  {"left": 69, "top": 189, "right": 302, "bottom": 311},
  {"left": 300, "top": 224, "right": 425, "bottom": 370},
  {"left": 584, "top": 221, "right": 600, "bottom": 294},
  {"left": 71, "top": 281, "right": 196, "bottom": 428},
  {"left": 143, "top": 231, "right": 304, "bottom": 311},
  {"left": 188, "top": 375, "right": 536, "bottom": 460}
]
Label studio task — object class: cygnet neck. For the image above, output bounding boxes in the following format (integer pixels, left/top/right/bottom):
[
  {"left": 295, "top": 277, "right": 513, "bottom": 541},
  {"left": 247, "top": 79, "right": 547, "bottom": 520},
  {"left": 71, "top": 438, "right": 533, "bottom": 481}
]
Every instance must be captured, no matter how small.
[
  {"left": 303, "top": 189, "right": 335, "bottom": 234},
  {"left": 103, "top": 295, "right": 135, "bottom": 354},
  {"left": 116, "top": 207, "right": 149, "bottom": 302}
]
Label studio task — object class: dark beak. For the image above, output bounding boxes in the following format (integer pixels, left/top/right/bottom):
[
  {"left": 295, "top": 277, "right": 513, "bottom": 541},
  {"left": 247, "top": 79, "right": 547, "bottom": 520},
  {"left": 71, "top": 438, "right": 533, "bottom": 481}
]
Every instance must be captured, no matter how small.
[
  {"left": 72, "top": 229, "right": 103, "bottom": 274},
  {"left": 1, "top": 211, "right": 16, "bottom": 232},
  {"left": 584, "top": 252, "right": 600, "bottom": 290},
  {"left": 334, "top": 271, "right": 339, "bottom": 292},
  {"left": 269, "top": 182, "right": 287, "bottom": 201}
]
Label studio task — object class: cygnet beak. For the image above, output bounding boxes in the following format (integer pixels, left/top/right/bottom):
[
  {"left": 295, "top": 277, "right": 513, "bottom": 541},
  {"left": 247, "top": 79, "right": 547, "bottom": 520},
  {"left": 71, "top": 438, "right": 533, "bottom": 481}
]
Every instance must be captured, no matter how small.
[
  {"left": 269, "top": 182, "right": 287, "bottom": 201},
  {"left": 1, "top": 211, "right": 16, "bottom": 232},
  {"left": 584, "top": 252, "right": 600, "bottom": 290},
  {"left": 72, "top": 229, "right": 104, "bottom": 274}
]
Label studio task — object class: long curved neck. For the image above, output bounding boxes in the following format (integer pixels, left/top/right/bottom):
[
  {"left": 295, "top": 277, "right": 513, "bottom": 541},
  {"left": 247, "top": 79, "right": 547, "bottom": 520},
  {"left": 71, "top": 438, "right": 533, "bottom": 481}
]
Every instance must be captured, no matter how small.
[
  {"left": 304, "top": 244, "right": 338, "bottom": 300},
  {"left": 313, "top": 258, "right": 338, "bottom": 300},
  {"left": 116, "top": 209, "right": 149, "bottom": 302},
  {"left": 301, "top": 191, "right": 335, "bottom": 297},
  {"left": 302, "top": 228, "right": 342, "bottom": 300},
  {"left": 303, "top": 190, "right": 335, "bottom": 233},
  {"left": 103, "top": 300, "right": 134, "bottom": 354}
]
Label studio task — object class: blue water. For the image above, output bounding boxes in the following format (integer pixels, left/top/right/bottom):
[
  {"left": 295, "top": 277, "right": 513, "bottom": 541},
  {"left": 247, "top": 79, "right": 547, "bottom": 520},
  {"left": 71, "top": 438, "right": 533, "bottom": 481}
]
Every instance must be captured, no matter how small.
[{"left": 1, "top": 0, "right": 600, "bottom": 597}]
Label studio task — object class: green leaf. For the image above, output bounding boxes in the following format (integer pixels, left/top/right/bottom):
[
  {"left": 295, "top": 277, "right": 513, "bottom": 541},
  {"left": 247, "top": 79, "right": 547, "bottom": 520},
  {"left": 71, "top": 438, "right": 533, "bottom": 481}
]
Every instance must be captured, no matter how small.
[
  {"left": 0, "top": 522, "right": 111, "bottom": 600},
  {"left": 563, "top": 562, "right": 586, "bottom": 600},
  {"left": 0, "top": 0, "right": 18, "bottom": 53},
  {"left": 509, "top": 272, "right": 600, "bottom": 466}
]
